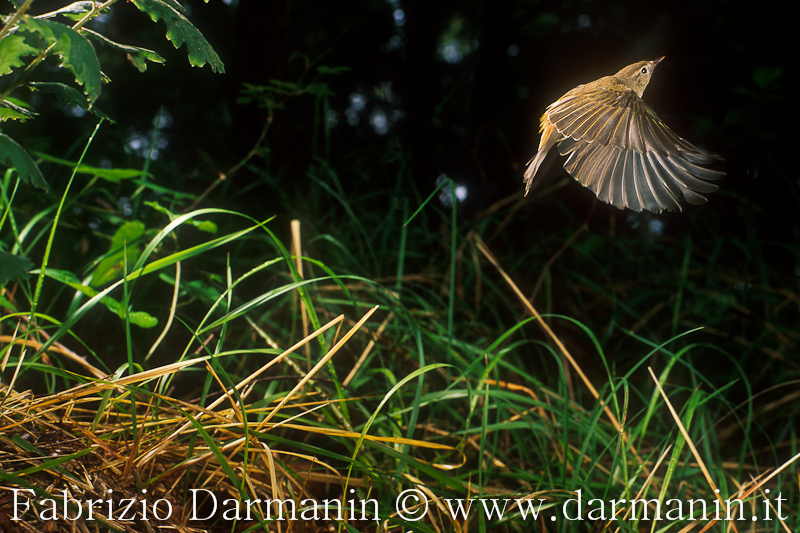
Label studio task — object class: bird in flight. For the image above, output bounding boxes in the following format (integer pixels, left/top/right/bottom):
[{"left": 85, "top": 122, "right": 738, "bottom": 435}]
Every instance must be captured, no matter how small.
[{"left": 524, "top": 57, "right": 724, "bottom": 213}]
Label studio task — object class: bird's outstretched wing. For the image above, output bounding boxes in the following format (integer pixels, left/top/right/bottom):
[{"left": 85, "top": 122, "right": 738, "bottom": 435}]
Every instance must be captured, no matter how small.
[{"left": 545, "top": 87, "right": 724, "bottom": 212}]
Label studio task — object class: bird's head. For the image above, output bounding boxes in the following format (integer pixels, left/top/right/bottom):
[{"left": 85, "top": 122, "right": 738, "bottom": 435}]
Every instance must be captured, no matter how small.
[{"left": 615, "top": 56, "right": 665, "bottom": 98}]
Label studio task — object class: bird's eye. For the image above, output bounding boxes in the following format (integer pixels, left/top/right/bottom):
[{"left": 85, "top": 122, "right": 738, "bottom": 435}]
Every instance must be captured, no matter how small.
[{"left": 640, "top": 67, "right": 648, "bottom": 74}]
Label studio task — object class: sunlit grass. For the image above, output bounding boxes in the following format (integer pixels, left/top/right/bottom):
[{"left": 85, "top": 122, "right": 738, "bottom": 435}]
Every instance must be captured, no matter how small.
[{"left": 2, "top": 175, "right": 798, "bottom": 531}]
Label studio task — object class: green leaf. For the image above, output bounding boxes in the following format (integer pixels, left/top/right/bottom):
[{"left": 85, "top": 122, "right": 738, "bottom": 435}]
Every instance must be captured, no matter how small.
[
  {"left": 43, "top": 268, "right": 158, "bottom": 328},
  {"left": 0, "top": 103, "right": 36, "bottom": 122},
  {"left": 83, "top": 28, "right": 165, "bottom": 73},
  {"left": 0, "top": 133, "right": 49, "bottom": 190},
  {"left": 0, "top": 250, "right": 34, "bottom": 283},
  {"left": 129, "top": 0, "right": 225, "bottom": 73},
  {"left": 91, "top": 221, "right": 146, "bottom": 287},
  {"left": 28, "top": 82, "right": 112, "bottom": 121},
  {"left": 0, "top": 33, "right": 37, "bottom": 76},
  {"left": 32, "top": 151, "right": 150, "bottom": 182},
  {"left": 34, "top": 1, "right": 98, "bottom": 21},
  {"left": 752, "top": 66, "right": 782, "bottom": 89},
  {"left": 0, "top": 291, "right": 18, "bottom": 311},
  {"left": 21, "top": 18, "right": 103, "bottom": 103},
  {"left": 159, "top": 273, "right": 223, "bottom": 306}
]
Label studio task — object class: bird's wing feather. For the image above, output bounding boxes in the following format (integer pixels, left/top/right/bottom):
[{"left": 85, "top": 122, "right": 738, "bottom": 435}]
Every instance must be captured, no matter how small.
[{"left": 547, "top": 87, "right": 724, "bottom": 212}]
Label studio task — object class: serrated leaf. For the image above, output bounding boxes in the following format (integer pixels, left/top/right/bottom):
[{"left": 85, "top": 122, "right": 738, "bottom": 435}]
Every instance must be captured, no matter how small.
[
  {"left": 0, "top": 250, "right": 34, "bottom": 283},
  {"left": 0, "top": 104, "right": 35, "bottom": 122},
  {"left": 43, "top": 268, "right": 158, "bottom": 328},
  {"left": 0, "top": 134, "right": 49, "bottom": 190},
  {"left": 35, "top": 1, "right": 97, "bottom": 21},
  {"left": 28, "top": 82, "right": 112, "bottom": 121},
  {"left": 21, "top": 18, "right": 103, "bottom": 103},
  {"left": 83, "top": 28, "right": 165, "bottom": 73},
  {"left": 32, "top": 151, "right": 151, "bottom": 182},
  {"left": 91, "top": 221, "right": 146, "bottom": 287},
  {"left": 130, "top": 0, "right": 224, "bottom": 73},
  {"left": 4, "top": 97, "right": 36, "bottom": 113},
  {"left": 0, "top": 97, "right": 37, "bottom": 121},
  {"left": 0, "top": 33, "right": 38, "bottom": 76}
]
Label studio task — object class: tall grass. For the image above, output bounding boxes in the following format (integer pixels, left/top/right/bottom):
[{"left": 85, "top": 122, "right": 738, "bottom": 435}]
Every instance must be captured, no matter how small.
[{"left": 1, "top": 64, "right": 797, "bottom": 533}]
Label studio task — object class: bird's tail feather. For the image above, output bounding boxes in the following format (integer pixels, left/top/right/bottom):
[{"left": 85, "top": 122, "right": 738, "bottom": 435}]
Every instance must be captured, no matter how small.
[{"left": 523, "top": 150, "right": 548, "bottom": 196}]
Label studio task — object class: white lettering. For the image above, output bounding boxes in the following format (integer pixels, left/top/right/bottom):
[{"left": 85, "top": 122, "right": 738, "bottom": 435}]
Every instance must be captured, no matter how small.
[
  {"left": 152, "top": 499, "right": 172, "bottom": 520},
  {"left": 11, "top": 489, "right": 34, "bottom": 521},
  {"left": 118, "top": 498, "right": 137, "bottom": 520},
  {"left": 190, "top": 488, "right": 217, "bottom": 520},
  {"left": 563, "top": 489, "right": 583, "bottom": 520},
  {"left": 222, "top": 499, "right": 241, "bottom": 521},
  {"left": 480, "top": 498, "right": 510, "bottom": 519},
  {"left": 444, "top": 498, "right": 473, "bottom": 519},
  {"left": 515, "top": 498, "right": 546, "bottom": 520}
]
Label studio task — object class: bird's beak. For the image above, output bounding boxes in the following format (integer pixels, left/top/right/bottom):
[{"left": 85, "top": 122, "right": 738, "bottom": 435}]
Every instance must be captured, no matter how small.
[{"left": 652, "top": 56, "right": 665, "bottom": 68}]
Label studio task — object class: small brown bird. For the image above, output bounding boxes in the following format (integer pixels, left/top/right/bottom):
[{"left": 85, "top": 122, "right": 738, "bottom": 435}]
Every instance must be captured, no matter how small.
[{"left": 524, "top": 57, "right": 724, "bottom": 212}]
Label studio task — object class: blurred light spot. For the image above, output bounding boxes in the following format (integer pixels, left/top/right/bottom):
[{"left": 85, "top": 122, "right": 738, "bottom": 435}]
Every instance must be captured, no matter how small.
[
  {"left": 349, "top": 92, "right": 366, "bottom": 111},
  {"left": 436, "top": 174, "right": 468, "bottom": 206},
  {"left": 388, "top": 35, "right": 402, "bottom": 50},
  {"left": 507, "top": 44, "right": 519, "bottom": 57},
  {"left": 393, "top": 8, "right": 405, "bottom": 27},
  {"left": 345, "top": 92, "right": 366, "bottom": 127},
  {"left": 370, "top": 108, "right": 389, "bottom": 135},
  {"left": 327, "top": 109, "right": 338, "bottom": 128},
  {"left": 437, "top": 15, "right": 477, "bottom": 64},
  {"left": 128, "top": 137, "right": 143, "bottom": 152},
  {"left": 437, "top": 175, "right": 453, "bottom": 206},
  {"left": 578, "top": 14, "right": 591, "bottom": 28},
  {"left": 126, "top": 129, "right": 169, "bottom": 160},
  {"left": 152, "top": 108, "right": 173, "bottom": 129},
  {"left": 66, "top": 106, "right": 86, "bottom": 117},
  {"left": 647, "top": 218, "right": 665, "bottom": 236},
  {"left": 118, "top": 197, "right": 133, "bottom": 217},
  {"left": 345, "top": 107, "right": 359, "bottom": 126},
  {"left": 440, "top": 42, "right": 463, "bottom": 63}
]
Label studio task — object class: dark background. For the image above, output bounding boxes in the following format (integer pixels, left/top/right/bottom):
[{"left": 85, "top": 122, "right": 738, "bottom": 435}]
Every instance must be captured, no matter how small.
[{"left": 19, "top": 0, "right": 795, "bottom": 229}]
